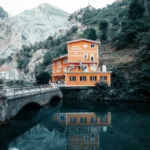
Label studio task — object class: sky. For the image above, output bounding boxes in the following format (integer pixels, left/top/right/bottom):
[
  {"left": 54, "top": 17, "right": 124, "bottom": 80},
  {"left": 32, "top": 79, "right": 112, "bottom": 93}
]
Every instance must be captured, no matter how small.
[{"left": 1, "top": 0, "right": 116, "bottom": 15}]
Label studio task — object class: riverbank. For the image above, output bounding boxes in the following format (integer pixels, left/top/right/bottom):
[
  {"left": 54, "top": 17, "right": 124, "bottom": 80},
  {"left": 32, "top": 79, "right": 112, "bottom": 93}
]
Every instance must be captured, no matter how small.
[
  {"left": 63, "top": 97, "right": 150, "bottom": 112},
  {"left": 62, "top": 87, "right": 150, "bottom": 109}
]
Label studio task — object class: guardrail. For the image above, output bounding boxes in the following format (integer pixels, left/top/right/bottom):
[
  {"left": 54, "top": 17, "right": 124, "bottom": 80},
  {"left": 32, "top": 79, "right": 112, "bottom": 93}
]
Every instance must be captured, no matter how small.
[{"left": 2, "top": 84, "right": 59, "bottom": 99}]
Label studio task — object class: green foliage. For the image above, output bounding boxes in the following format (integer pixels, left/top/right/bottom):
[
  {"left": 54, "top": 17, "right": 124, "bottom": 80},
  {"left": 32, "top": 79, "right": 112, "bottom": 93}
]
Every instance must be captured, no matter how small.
[
  {"left": 36, "top": 72, "right": 50, "bottom": 85},
  {"left": 17, "top": 45, "right": 33, "bottom": 72},
  {"left": 43, "top": 51, "right": 52, "bottom": 66},
  {"left": 77, "top": 69, "right": 129, "bottom": 105},
  {"left": 128, "top": 0, "right": 145, "bottom": 20},
  {"left": 17, "top": 57, "right": 30, "bottom": 71},
  {"left": 0, "top": 59, "right": 5, "bottom": 66},
  {"left": 113, "top": 0, "right": 150, "bottom": 49},
  {"left": 82, "top": 28, "right": 97, "bottom": 40},
  {"left": 34, "top": 63, "right": 46, "bottom": 76},
  {"left": 128, "top": 32, "right": 150, "bottom": 101},
  {"left": 99, "top": 21, "right": 108, "bottom": 41},
  {"left": 82, "top": 7, "right": 98, "bottom": 25},
  {"left": 71, "top": 26, "right": 78, "bottom": 33},
  {"left": 44, "top": 36, "right": 54, "bottom": 49},
  {"left": 0, "top": 56, "right": 13, "bottom": 66}
]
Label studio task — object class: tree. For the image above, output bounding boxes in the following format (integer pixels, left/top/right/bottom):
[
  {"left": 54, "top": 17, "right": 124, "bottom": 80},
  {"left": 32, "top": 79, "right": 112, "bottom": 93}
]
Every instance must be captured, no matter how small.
[
  {"left": 43, "top": 52, "right": 52, "bottom": 66},
  {"left": 44, "top": 36, "right": 54, "bottom": 49},
  {"left": 99, "top": 21, "right": 108, "bottom": 41},
  {"left": 82, "top": 28, "right": 97, "bottom": 40},
  {"left": 36, "top": 72, "right": 50, "bottom": 85},
  {"left": 128, "top": 0, "right": 145, "bottom": 20},
  {"left": 71, "top": 26, "right": 78, "bottom": 33}
]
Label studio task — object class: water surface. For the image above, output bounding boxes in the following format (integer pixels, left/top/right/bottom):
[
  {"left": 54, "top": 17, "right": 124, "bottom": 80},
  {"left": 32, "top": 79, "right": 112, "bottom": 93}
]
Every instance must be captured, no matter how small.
[{"left": 0, "top": 103, "right": 150, "bottom": 150}]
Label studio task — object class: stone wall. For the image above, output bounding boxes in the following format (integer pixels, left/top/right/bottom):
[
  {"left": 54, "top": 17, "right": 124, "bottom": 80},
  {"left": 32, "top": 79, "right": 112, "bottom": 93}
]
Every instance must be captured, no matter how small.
[
  {"left": 0, "top": 89, "right": 63, "bottom": 122},
  {"left": 0, "top": 91, "right": 7, "bottom": 122}
]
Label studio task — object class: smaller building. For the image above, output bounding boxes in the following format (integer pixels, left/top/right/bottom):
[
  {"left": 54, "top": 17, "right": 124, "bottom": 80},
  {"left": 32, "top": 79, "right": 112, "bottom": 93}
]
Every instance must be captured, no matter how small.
[{"left": 0, "top": 68, "right": 20, "bottom": 81}]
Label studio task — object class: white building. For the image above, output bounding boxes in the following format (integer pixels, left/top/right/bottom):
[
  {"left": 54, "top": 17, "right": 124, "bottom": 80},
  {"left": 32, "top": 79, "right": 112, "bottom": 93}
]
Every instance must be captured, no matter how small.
[{"left": 0, "top": 68, "right": 20, "bottom": 81}]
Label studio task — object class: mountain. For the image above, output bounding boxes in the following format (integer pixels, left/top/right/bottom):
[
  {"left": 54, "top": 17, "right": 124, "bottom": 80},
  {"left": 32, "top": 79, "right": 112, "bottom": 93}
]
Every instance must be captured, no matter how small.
[
  {"left": 0, "top": 6, "right": 8, "bottom": 19},
  {"left": 0, "top": 3, "right": 70, "bottom": 59}
]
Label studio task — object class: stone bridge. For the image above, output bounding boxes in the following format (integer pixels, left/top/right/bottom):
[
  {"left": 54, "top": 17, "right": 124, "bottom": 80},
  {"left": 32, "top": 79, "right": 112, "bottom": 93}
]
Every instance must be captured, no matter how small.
[{"left": 0, "top": 85, "right": 63, "bottom": 122}]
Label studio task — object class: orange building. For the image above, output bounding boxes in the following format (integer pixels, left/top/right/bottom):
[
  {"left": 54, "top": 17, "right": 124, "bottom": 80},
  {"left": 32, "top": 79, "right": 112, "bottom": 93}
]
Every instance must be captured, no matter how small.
[
  {"left": 52, "top": 39, "right": 112, "bottom": 86},
  {"left": 53, "top": 112, "right": 111, "bottom": 150}
]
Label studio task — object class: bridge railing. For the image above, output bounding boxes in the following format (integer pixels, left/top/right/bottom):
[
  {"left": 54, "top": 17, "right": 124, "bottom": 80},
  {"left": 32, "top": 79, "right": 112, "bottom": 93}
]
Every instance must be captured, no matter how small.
[{"left": 2, "top": 84, "right": 59, "bottom": 99}]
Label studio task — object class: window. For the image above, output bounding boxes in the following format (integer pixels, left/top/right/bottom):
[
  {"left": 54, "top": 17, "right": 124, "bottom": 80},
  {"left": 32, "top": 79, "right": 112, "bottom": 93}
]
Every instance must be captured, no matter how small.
[
  {"left": 70, "top": 76, "right": 76, "bottom": 81},
  {"left": 64, "top": 59, "right": 68, "bottom": 64},
  {"left": 91, "top": 44, "right": 95, "bottom": 48},
  {"left": 100, "top": 76, "right": 107, "bottom": 81},
  {"left": 69, "top": 117, "right": 76, "bottom": 123},
  {"left": 80, "top": 117, "right": 87, "bottom": 123},
  {"left": 90, "top": 117, "right": 97, "bottom": 123},
  {"left": 83, "top": 53, "right": 88, "bottom": 59},
  {"left": 57, "top": 68, "right": 61, "bottom": 72},
  {"left": 80, "top": 76, "right": 87, "bottom": 81},
  {"left": 90, "top": 76, "right": 97, "bottom": 81},
  {"left": 56, "top": 61, "right": 60, "bottom": 65},
  {"left": 59, "top": 113, "right": 65, "bottom": 120},
  {"left": 84, "top": 136, "right": 88, "bottom": 142},
  {"left": 91, "top": 134, "right": 95, "bottom": 141},
  {"left": 84, "top": 44, "right": 88, "bottom": 48}
]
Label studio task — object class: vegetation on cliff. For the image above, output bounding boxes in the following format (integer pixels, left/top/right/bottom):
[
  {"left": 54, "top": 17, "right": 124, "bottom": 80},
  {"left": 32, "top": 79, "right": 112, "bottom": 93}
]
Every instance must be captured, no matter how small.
[{"left": 70, "top": 0, "right": 150, "bottom": 103}]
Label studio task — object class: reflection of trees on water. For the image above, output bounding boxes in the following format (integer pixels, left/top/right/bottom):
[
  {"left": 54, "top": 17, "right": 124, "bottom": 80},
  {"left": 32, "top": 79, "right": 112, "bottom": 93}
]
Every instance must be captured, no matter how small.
[{"left": 10, "top": 124, "right": 67, "bottom": 150}]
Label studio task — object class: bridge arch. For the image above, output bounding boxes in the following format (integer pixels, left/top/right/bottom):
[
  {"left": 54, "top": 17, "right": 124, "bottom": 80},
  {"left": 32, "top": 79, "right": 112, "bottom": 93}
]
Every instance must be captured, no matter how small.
[
  {"left": 49, "top": 95, "right": 62, "bottom": 107},
  {"left": 15, "top": 102, "right": 41, "bottom": 120},
  {"left": 10, "top": 101, "right": 42, "bottom": 119},
  {"left": 7, "top": 89, "right": 63, "bottom": 120}
]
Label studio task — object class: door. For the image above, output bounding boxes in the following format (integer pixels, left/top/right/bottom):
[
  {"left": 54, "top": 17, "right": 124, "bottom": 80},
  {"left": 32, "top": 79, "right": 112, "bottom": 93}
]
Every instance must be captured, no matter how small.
[{"left": 90, "top": 55, "right": 94, "bottom": 62}]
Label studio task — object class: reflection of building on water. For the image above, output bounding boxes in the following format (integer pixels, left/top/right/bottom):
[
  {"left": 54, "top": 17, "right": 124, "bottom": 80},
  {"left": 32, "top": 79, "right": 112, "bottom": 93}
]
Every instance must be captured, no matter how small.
[
  {"left": 8, "top": 112, "right": 111, "bottom": 150},
  {"left": 53, "top": 112, "right": 111, "bottom": 150}
]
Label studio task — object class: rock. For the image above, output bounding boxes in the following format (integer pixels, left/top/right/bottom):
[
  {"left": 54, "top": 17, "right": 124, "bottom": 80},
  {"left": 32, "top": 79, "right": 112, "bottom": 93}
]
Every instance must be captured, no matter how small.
[{"left": 0, "top": 3, "right": 70, "bottom": 59}]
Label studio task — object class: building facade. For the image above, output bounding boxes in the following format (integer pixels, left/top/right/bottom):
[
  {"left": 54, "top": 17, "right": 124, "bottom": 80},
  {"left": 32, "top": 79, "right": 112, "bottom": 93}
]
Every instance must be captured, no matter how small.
[
  {"left": 52, "top": 39, "right": 112, "bottom": 86},
  {"left": 0, "top": 68, "right": 20, "bottom": 81}
]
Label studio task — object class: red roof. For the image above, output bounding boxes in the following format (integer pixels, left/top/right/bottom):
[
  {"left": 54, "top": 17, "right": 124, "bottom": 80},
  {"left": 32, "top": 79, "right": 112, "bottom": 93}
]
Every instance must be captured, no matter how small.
[
  {"left": 0, "top": 68, "right": 12, "bottom": 72},
  {"left": 66, "top": 39, "right": 100, "bottom": 44}
]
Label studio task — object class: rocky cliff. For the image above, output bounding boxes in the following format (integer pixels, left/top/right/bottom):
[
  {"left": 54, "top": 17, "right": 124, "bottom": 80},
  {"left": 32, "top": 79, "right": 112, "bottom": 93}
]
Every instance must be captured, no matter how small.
[{"left": 0, "top": 3, "right": 70, "bottom": 59}]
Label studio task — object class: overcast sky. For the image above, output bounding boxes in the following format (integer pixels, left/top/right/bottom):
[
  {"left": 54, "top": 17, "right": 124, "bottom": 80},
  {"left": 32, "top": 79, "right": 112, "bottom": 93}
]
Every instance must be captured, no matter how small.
[{"left": 1, "top": 0, "right": 116, "bottom": 15}]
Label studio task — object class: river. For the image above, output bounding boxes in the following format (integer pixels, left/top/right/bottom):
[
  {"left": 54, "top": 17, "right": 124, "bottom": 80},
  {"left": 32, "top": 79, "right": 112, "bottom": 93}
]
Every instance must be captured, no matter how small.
[{"left": 0, "top": 102, "right": 150, "bottom": 150}]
